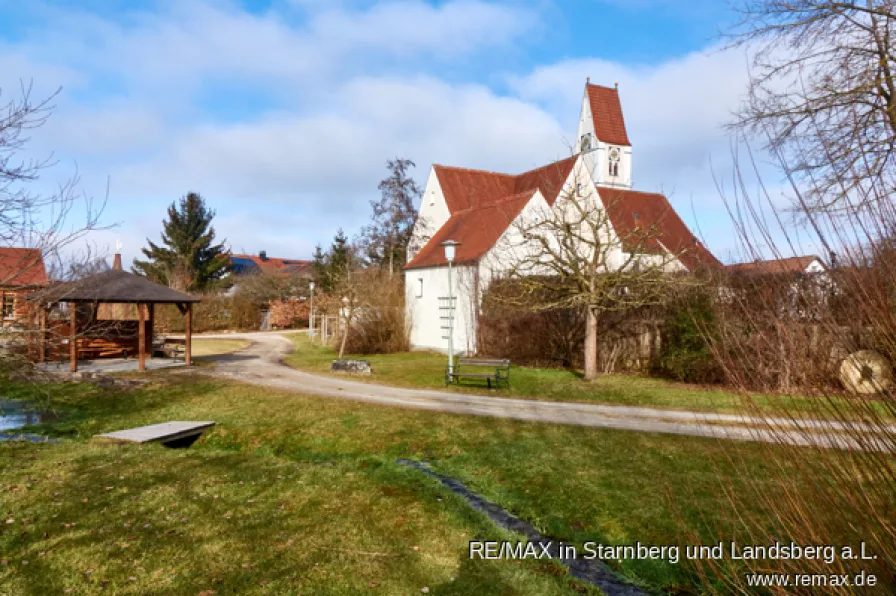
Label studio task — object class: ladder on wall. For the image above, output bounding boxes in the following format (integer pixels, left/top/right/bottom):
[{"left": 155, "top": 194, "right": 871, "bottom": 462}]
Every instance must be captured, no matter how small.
[{"left": 438, "top": 296, "right": 457, "bottom": 340}]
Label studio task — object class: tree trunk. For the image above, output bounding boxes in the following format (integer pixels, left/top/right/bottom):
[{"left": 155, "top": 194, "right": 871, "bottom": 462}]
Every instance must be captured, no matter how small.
[
  {"left": 584, "top": 306, "right": 598, "bottom": 380},
  {"left": 338, "top": 306, "right": 352, "bottom": 359}
]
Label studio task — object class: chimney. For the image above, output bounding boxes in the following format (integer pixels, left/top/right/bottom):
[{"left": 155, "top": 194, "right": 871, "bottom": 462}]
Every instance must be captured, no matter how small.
[
  {"left": 113, "top": 240, "right": 122, "bottom": 270},
  {"left": 259, "top": 250, "right": 267, "bottom": 261}
]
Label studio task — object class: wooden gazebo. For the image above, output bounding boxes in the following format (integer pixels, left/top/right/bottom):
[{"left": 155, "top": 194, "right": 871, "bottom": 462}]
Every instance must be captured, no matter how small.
[{"left": 30, "top": 269, "right": 201, "bottom": 372}]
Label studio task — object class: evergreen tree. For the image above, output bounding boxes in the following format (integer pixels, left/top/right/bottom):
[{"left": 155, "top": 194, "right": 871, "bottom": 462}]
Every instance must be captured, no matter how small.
[
  {"left": 358, "top": 158, "right": 421, "bottom": 276},
  {"left": 132, "top": 192, "right": 230, "bottom": 291},
  {"left": 311, "top": 243, "right": 327, "bottom": 290}
]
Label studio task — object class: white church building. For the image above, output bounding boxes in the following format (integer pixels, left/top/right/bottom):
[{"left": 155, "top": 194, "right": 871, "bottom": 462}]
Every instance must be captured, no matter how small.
[{"left": 403, "top": 82, "right": 722, "bottom": 354}]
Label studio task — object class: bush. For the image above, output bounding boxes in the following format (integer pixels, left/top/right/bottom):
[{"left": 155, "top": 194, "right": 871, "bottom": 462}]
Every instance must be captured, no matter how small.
[
  {"left": 269, "top": 299, "right": 309, "bottom": 329},
  {"left": 154, "top": 294, "right": 261, "bottom": 333},
  {"left": 657, "top": 292, "right": 724, "bottom": 383},
  {"left": 340, "top": 269, "right": 410, "bottom": 354}
]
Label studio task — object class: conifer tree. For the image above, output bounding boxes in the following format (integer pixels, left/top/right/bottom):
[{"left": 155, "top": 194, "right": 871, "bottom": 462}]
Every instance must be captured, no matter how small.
[{"left": 132, "top": 192, "right": 230, "bottom": 291}]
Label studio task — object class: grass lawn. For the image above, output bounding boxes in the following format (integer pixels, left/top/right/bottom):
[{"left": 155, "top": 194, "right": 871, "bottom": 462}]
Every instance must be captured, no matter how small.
[
  {"left": 190, "top": 338, "right": 251, "bottom": 358},
  {"left": 285, "top": 333, "right": 874, "bottom": 417},
  {"left": 2, "top": 373, "right": 887, "bottom": 594}
]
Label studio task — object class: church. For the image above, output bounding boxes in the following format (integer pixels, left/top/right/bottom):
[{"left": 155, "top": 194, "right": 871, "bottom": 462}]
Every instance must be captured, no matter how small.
[{"left": 403, "top": 81, "right": 722, "bottom": 354}]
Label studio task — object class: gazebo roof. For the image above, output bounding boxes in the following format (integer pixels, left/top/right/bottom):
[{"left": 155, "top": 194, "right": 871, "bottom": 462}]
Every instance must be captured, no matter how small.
[{"left": 31, "top": 269, "right": 201, "bottom": 304}]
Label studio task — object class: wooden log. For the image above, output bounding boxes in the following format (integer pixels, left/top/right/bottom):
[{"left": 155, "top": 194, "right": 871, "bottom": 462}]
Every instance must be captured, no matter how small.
[
  {"left": 69, "top": 302, "right": 77, "bottom": 372},
  {"left": 185, "top": 303, "right": 192, "bottom": 366},
  {"left": 138, "top": 303, "right": 146, "bottom": 372}
]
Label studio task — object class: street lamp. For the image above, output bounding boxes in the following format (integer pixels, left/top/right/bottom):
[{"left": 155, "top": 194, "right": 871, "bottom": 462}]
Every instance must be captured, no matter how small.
[
  {"left": 441, "top": 240, "right": 460, "bottom": 379},
  {"left": 309, "top": 281, "right": 315, "bottom": 342}
]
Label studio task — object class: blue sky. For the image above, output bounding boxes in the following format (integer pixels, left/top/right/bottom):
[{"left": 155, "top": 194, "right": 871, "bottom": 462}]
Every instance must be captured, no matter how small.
[{"left": 0, "top": 0, "right": 810, "bottom": 269}]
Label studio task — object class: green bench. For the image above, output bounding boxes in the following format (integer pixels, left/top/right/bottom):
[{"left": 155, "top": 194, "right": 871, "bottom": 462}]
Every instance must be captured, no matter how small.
[{"left": 446, "top": 357, "right": 511, "bottom": 389}]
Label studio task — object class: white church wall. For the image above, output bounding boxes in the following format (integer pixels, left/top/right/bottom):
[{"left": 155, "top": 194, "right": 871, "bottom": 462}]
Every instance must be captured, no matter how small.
[
  {"left": 408, "top": 168, "right": 451, "bottom": 263},
  {"left": 405, "top": 263, "right": 478, "bottom": 354}
]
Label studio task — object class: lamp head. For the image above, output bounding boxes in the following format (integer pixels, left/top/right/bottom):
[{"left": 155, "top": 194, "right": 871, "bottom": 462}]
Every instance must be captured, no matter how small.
[{"left": 440, "top": 240, "right": 461, "bottom": 263}]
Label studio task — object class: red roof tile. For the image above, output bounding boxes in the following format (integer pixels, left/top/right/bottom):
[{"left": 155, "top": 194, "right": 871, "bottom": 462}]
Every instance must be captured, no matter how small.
[
  {"left": 229, "top": 254, "right": 311, "bottom": 275},
  {"left": 598, "top": 187, "right": 722, "bottom": 271},
  {"left": 405, "top": 190, "right": 536, "bottom": 269},
  {"left": 0, "top": 248, "right": 48, "bottom": 287},
  {"left": 727, "top": 255, "right": 822, "bottom": 275},
  {"left": 587, "top": 84, "right": 631, "bottom": 146},
  {"left": 434, "top": 156, "right": 577, "bottom": 214}
]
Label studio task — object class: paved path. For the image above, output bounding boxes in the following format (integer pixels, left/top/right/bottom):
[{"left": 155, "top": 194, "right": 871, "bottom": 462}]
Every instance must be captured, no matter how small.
[{"left": 198, "top": 332, "right": 894, "bottom": 452}]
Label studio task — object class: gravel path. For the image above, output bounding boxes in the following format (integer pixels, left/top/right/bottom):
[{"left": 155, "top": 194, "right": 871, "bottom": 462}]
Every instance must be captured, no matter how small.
[{"left": 199, "top": 332, "right": 894, "bottom": 452}]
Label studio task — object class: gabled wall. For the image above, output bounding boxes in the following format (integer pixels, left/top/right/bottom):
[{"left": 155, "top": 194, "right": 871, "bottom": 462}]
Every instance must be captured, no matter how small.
[{"left": 407, "top": 167, "right": 451, "bottom": 264}]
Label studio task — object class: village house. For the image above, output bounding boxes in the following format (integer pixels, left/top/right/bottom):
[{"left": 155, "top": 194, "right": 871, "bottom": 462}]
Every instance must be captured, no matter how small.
[
  {"left": 224, "top": 251, "right": 312, "bottom": 296},
  {"left": 0, "top": 247, "right": 49, "bottom": 328},
  {"left": 404, "top": 81, "right": 722, "bottom": 353}
]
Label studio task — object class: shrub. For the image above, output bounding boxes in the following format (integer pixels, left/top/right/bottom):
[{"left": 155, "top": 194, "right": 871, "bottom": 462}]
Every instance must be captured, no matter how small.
[
  {"left": 657, "top": 286, "right": 724, "bottom": 384},
  {"left": 340, "top": 269, "right": 410, "bottom": 354},
  {"left": 269, "top": 299, "right": 309, "bottom": 329},
  {"left": 154, "top": 294, "right": 261, "bottom": 333}
]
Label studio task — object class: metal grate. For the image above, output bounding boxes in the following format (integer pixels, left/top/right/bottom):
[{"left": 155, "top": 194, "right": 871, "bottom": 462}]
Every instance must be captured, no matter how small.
[{"left": 438, "top": 296, "right": 457, "bottom": 340}]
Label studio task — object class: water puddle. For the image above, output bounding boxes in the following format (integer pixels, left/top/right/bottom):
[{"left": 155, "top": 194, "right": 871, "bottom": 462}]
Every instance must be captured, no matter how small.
[{"left": 0, "top": 399, "right": 60, "bottom": 442}]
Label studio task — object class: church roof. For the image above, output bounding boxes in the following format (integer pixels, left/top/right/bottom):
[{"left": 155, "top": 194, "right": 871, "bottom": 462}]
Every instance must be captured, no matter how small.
[
  {"left": 433, "top": 155, "right": 577, "bottom": 214},
  {"left": 586, "top": 84, "right": 631, "bottom": 146},
  {"left": 599, "top": 187, "right": 722, "bottom": 271},
  {"left": 405, "top": 190, "right": 537, "bottom": 269}
]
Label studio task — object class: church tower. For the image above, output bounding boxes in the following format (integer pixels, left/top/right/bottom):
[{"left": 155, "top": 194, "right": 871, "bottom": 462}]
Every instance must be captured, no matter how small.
[{"left": 574, "top": 80, "right": 632, "bottom": 189}]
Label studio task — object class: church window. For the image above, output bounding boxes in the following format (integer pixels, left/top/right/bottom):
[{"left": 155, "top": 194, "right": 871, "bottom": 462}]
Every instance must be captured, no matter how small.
[
  {"left": 608, "top": 147, "right": 621, "bottom": 177},
  {"left": 416, "top": 278, "right": 423, "bottom": 298},
  {"left": 580, "top": 133, "right": 592, "bottom": 152},
  {"left": 2, "top": 293, "right": 14, "bottom": 319}
]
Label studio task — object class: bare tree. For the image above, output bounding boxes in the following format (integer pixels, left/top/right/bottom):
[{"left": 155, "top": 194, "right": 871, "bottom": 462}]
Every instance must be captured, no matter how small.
[
  {"left": 727, "top": 0, "right": 896, "bottom": 212},
  {"left": 494, "top": 171, "right": 690, "bottom": 380},
  {"left": 1, "top": 82, "right": 106, "bottom": 281}
]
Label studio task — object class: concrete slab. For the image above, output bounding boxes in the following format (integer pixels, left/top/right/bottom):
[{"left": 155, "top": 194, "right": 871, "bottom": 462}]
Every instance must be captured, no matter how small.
[
  {"left": 97, "top": 421, "right": 215, "bottom": 445},
  {"left": 35, "top": 358, "right": 186, "bottom": 374}
]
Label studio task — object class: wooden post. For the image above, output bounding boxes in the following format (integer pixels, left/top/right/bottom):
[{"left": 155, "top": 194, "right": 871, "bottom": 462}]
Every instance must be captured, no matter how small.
[
  {"left": 38, "top": 306, "right": 47, "bottom": 364},
  {"left": 148, "top": 303, "right": 155, "bottom": 358},
  {"left": 69, "top": 302, "right": 77, "bottom": 372},
  {"left": 138, "top": 303, "right": 146, "bottom": 372},
  {"left": 185, "top": 303, "right": 192, "bottom": 366}
]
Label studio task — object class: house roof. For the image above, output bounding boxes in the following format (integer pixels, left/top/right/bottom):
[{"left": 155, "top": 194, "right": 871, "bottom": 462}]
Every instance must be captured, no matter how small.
[
  {"left": 727, "top": 255, "right": 822, "bottom": 275},
  {"left": 30, "top": 269, "right": 201, "bottom": 304},
  {"left": 405, "top": 190, "right": 537, "bottom": 269},
  {"left": 0, "top": 247, "right": 48, "bottom": 287},
  {"left": 229, "top": 254, "right": 312, "bottom": 276},
  {"left": 586, "top": 84, "right": 631, "bottom": 146},
  {"left": 599, "top": 186, "right": 722, "bottom": 271},
  {"left": 433, "top": 155, "right": 578, "bottom": 214}
]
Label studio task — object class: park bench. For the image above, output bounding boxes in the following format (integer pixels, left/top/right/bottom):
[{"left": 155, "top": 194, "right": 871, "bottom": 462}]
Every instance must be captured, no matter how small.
[
  {"left": 152, "top": 337, "right": 185, "bottom": 361},
  {"left": 446, "top": 357, "right": 511, "bottom": 389}
]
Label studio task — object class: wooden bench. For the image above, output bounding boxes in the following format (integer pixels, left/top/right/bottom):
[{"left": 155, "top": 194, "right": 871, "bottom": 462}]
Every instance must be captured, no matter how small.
[
  {"left": 446, "top": 358, "right": 511, "bottom": 389},
  {"left": 152, "top": 338, "right": 185, "bottom": 361}
]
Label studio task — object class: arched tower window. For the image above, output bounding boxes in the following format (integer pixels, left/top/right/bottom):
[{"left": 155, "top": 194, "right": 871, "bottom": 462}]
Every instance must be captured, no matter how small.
[
  {"left": 580, "top": 133, "right": 592, "bottom": 152},
  {"left": 608, "top": 147, "right": 620, "bottom": 177}
]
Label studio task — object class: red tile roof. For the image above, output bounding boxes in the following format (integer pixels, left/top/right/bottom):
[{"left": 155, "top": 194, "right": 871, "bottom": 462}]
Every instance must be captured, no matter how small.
[
  {"left": 598, "top": 187, "right": 722, "bottom": 271},
  {"left": 727, "top": 255, "right": 822, "bottom": 275},
  {"left": 405, "top": 190, "right": 537, "bottom": 269},
  {"left": 434, "top": 156, "right": 578, "bottom": 214},
  {"left": 586, "top": 84, "right": 631, "bottom": 146},
  {"left": 229, "top": 254, "right": 312, "bottom": 275},
  {"left": 0, "top": 248, "right": 48, "bottom": 287}
]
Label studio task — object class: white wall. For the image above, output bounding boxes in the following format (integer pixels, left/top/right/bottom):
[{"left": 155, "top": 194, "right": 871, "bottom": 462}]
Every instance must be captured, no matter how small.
[
  {"left": 405, "top": 263, "right": 478, "bottom": 354},
  {"left": 407, "top": 167, "right": 451, "bottom": 263}
]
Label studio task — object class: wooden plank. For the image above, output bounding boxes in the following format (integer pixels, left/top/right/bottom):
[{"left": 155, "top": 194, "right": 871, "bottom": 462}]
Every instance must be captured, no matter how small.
[{"left": 97, "top": 421, "right": 216, "bottom": 444}]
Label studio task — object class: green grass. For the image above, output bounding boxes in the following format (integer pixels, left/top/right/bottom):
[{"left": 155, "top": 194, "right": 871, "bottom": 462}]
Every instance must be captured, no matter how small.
[
  {"left": 285, "top": 333, "right": 862, "bottom": 416},
  {"left": 3, "top": 374, "right": 887, "bottom": 594},
  {"left": 190, "top": 338, "right": 251, "bottom": 358}
]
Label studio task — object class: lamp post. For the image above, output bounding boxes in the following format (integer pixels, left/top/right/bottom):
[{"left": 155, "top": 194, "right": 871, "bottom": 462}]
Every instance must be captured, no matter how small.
[
  {"left": 441, "top": 240, "right": 460, "bottom": 379},
  {"left": 309, "top": 281, "right": 315, "bottom": 342}
]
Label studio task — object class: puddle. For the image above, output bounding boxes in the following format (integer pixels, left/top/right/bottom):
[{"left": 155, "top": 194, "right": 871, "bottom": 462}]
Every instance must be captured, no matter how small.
[{"left": 0, "top": 399, "right": 60, "bottom": 442}]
